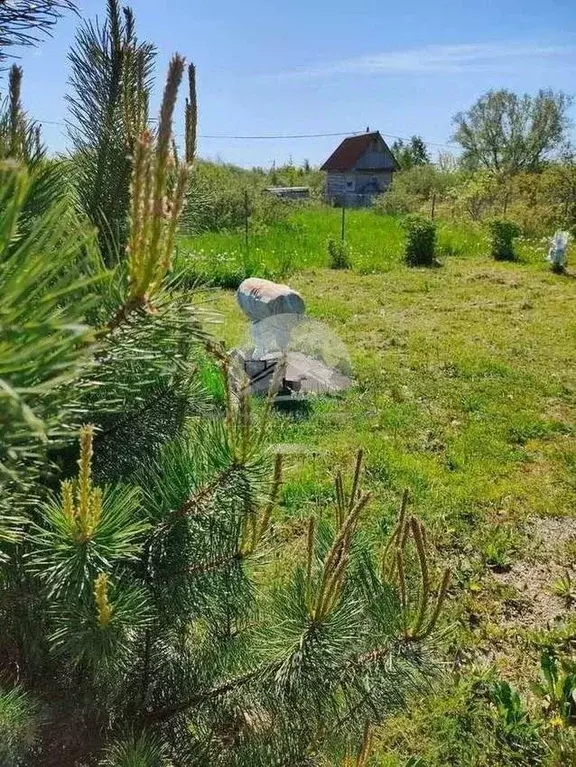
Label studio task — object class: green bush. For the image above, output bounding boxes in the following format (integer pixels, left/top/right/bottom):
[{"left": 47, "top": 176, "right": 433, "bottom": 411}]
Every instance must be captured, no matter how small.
[
  {"left": 488, "top": 219, "right": 520, "bottom": 261},
  {"left": 402, "top": 214, "right": 436, "bottom": 266},
  {"left": 374, "top": 165, "right": 455, "bottom": 217},
  {"left": 373, "top": 186, "right": 414, "bottom": 216},
  {"left": 327, "top": 236, "right": 351, "bottom": 269},
  {"left": 181, "top": 161, "right": 323, "bottom": 235}
]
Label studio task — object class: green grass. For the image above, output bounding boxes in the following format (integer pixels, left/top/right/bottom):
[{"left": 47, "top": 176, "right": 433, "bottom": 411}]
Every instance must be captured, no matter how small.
[
  {"left": 197, "top": 212, "right": 576, "bottom": 764},
  {"left": 177, "top": 207, "right": 404, "bottom": 285},
  {"left": 177, "top": 207, "right": 547, "bottom": 288}
]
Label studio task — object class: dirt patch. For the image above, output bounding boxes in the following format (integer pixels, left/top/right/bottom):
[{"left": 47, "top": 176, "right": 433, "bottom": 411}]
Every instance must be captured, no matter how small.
[
  {"left": 490, "top": 516, "right": 576, "bottom": 628},
  {"left": 492, "top": 560, "right": 573, "bottom": 628},
  {"left": 529, "top": 515, "right": 576, "bottom": 560}
]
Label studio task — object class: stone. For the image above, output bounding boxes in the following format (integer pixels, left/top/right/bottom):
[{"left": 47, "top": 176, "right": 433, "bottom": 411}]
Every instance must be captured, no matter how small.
[
  {"left": 233, "top": 279, "right": 352, "bottom": 399},
  {"left": 237, "top": 278, "right": 306, "bottom": 358},
  {"left": 283, "top": 352, "right": 351, "bottom": 395},
  {"left": 237, "top": 277, "right": 305, "bottom": 322},
  {"left": 230, "top": 349, "right": 351, "bottom": 399}
]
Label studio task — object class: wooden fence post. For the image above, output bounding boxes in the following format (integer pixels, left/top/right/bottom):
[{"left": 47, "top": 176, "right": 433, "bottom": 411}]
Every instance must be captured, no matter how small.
[{"left": 244, "top": 190, "right": 250, "bottom": 257}]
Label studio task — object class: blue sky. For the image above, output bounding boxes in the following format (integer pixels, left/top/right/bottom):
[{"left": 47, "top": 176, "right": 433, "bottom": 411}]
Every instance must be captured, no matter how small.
[{"left": 12, "top": 0, "right": 576, "bottom": 167}]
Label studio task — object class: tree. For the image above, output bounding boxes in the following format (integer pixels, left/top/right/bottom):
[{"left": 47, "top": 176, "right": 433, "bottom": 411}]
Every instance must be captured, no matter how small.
[
  {"left": 0, "top": 0, "right": 76, "bottom": 67},
  {"left": 66, "top": 0, "right": 156, "bottom": 265},
  {"left": 0, "top": 64, "right": 73, "bottom": 236},
  {"left": 0, "top": 3, "right": 448, "bottom": 764},
  {"left": 392, "top": 135, "right": 430, "bottom": 170},
  {"left": 453, "top": 89, "right": 572, "bottom": 173},
  {"left": 448, "top": 170, "right": 502, "bottom": 221},
  {"left": 1, "top": 162, "right": 449, "bottom": 764}
]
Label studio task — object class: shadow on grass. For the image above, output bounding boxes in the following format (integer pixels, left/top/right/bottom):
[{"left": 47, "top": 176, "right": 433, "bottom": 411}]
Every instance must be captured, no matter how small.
[{"left": 272, "top": 395, "right": 314, "bottom": 420}]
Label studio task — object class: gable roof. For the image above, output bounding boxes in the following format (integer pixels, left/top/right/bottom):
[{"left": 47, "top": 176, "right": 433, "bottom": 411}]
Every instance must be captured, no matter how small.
[{"left": 321, "top": 131, "right": 399, "bottom": 172}]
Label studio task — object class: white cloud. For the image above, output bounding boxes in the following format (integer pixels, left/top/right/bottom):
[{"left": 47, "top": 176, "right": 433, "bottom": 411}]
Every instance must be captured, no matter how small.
[{"left": 274, "top": 42, "right": 573, "bottom": 80}]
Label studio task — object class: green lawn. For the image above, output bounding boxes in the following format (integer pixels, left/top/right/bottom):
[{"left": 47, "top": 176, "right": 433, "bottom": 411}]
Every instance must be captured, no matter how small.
[
  {"left": 196, "top": 220, "right": 576, "bottom": 764},
  {"left": 177, "top": 207, "right": 546, "bottom": 288}
]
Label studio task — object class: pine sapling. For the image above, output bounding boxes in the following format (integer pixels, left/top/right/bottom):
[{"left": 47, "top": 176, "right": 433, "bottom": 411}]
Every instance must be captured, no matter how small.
[{"left": 381, "top": 489, "right": 451, "bottom": 640}]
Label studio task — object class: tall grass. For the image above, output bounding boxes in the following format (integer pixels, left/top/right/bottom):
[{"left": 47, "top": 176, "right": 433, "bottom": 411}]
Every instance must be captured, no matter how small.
[
  {"left": 176, "top": 207, "right": 549, "bottom": 288},
  {"left": 176, "top": 208, "right": 405, "bottom": 286}
]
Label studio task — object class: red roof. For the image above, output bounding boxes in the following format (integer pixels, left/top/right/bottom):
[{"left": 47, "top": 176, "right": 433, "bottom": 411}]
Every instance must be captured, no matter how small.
[{"left": 321, "top": 131, "right": 398, "bottom": 172}]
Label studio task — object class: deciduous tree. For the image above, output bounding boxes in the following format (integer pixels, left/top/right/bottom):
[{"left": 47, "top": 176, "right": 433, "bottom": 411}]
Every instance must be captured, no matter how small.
[
  {"left": 392, "top": 135, "right": 430, "bottom": 170},
  {"left": 453, "top": 89, "right": 572, "bottom": 173}
]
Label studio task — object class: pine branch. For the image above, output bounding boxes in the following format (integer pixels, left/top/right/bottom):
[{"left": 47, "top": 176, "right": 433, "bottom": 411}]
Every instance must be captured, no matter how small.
[
  {"left": 185, "top": 63, "right": 197, "bottom": 165},
  {"left": 0, "top": 1, "right": 76, "bottom": 66},
  {"left": 66, "top": 0, "right": 155, "bottom": 264},
  {"left": 8, "top": 64, "right": 22, "bottom": 156},
  {"left": 188, "top": 551, "right": 244, "bottom": 576},
  {"left": 139, "top": 628, "right": 152, "bottom": 709},
  {"left": 174, "top": 463, "right": 242, "bottom": 518},
  {"left": 141, "top": 666, "right": 265, "bottom": 726}
]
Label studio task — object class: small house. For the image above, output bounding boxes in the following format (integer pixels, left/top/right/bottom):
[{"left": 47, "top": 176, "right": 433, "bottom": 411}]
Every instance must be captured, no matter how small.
[{"left": 321, "top": 131, "right": 399, "bottom": 207}]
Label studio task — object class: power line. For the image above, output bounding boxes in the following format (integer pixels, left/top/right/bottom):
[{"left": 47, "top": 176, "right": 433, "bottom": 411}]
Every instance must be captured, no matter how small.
[
  {"left": 38, "top": 120, "right": 362, "bottom": 138},
  {"left": 36, "top": 119, "right": 457, "bottom": 149},
  {"left": 381, "top": 132, "right": 456, "bottom": 150},
  {"left": 37, "top": 119, "right": 67, "bottom": 126},
  {"left": 194, "top": 130, "right": 363, "bottom": 140}
]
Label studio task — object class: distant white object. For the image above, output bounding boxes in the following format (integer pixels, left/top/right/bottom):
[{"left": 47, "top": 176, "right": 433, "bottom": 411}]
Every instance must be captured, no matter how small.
[
  {"left": 237, "top": 277, "right": 305, "bottom": 358},
  {"left": 547, "top": 231, "right": 569, "bottom": 271}
]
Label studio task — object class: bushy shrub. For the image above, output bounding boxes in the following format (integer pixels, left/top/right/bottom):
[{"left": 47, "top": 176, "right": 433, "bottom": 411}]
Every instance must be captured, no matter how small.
[
  {"left": 445, "top": 167, "right": 576, "bottom": 238},
  {"left": 402, "top": 214, "right": 436, "bottom": 266},
  {"left": 373, "top": 185, "right": 414, "bottom": 216},
  {"left": 374, "top": 165, "right": 455, "bottom": 217},
  {"left": 182, "top": 160, "right": 322, "bottom": 235},
  {"left": 327, "top": 236, "right": 351, "bottom": 269},
  {"left": 488, "top": 219, "right": 520, "bottom": 261},
  {"left": 182, "top": 162, "right": 270, "bottom": 233}
]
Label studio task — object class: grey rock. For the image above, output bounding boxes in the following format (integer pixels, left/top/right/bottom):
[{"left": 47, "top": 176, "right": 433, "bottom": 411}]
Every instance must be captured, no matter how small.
[
  {"left": 237, "top": 278, "right": 305, "bottom": 357},
  {"left": 237, "top": 278, "right": 305, "bottom": 321}
]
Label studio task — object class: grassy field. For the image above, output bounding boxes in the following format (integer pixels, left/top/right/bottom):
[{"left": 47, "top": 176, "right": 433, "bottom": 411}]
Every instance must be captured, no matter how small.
[
  {"left": 188, "top": 210, "right": 576, "bottom": 764},
  {"left": 177, "top": 207, "right": 547, "bottom": 287}
]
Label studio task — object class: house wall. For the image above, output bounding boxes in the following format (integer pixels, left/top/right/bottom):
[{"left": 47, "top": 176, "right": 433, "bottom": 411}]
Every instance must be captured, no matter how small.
[
  {"left": 354, "top": 148, "right": 396, "bottom": 171},
  {"left": 326, "top": 170, "right": 393, "bottom": 196},
  {"left": 353, "top": 170, "right": 393, "bottom": 192},
  {"left": 325, "top": 172, "right": 356, "bottom": 196}
]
